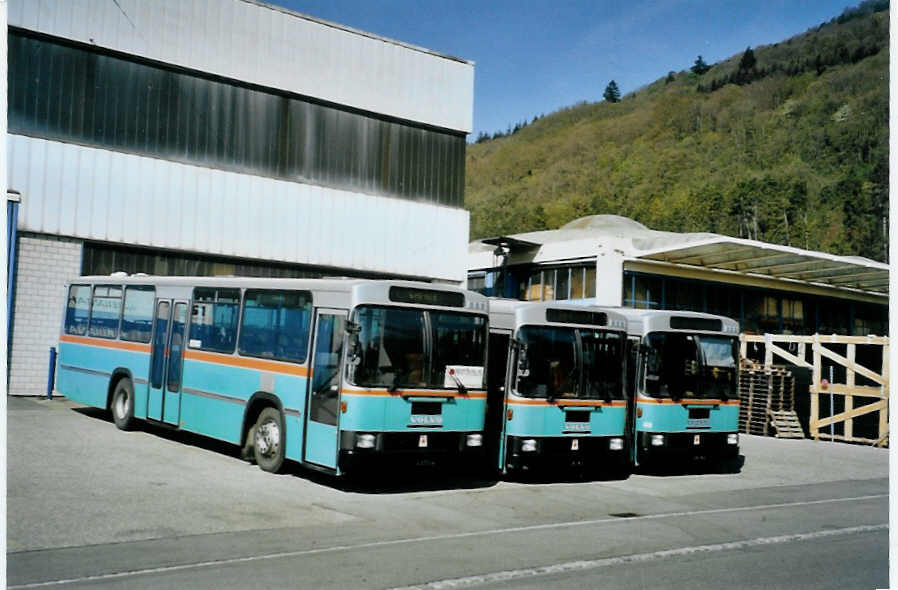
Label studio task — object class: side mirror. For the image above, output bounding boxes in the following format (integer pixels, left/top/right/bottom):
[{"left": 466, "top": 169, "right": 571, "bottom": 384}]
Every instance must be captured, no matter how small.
[{"left": 345, "top": 321, "right": 362, "bottom": 366}]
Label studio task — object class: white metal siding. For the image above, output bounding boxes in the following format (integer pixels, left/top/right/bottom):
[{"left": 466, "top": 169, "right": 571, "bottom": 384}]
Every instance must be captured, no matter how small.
[
  {"left": 8, "top": 135, "right": 470, "bottom": 281},
  {"left": 9, "top": 0, "right": 474, "bottom": 133}
]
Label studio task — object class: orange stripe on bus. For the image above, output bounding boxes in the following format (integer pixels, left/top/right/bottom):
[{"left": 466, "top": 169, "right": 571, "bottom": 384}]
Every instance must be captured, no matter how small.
[
  {"left": 340, "top": 388, "right": 487, "bottom": 400},
  {"left": 506, "top": 399, "right": 627, "bottom": 408},
  {"left": 183, "top": 350, "right": 309, "bottom": 377},
  {"left": 59, "top": 334, "right": 151, "bottom": 354},
  {"left": 636, "top": 397, "right": 739, "bottom": 406}
]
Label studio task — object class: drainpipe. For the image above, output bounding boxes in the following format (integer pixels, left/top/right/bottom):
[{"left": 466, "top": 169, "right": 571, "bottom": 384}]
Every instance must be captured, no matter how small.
[{"left": 7, "top": 190, "right": 21, "bottom": 351}]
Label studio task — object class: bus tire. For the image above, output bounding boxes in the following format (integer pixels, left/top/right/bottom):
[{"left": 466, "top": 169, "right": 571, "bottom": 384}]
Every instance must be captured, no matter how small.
[
  {"left": 111, "top": 378, "right": 136, "bottom": 431},
  {"left": 253, "top": 407, "right": 285, "bottom": 473}
]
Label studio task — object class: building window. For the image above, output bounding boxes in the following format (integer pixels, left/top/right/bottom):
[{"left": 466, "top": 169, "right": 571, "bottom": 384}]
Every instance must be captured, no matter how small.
[{"left": 8, "top": 30, "right": 465, "bottom": 208}]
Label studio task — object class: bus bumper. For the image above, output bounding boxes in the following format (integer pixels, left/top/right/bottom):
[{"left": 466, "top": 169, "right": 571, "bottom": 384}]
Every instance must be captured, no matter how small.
[
  {"left": 338, "top": 430, "right": 485, "bottom": 472},
  {"left": 636, "top": 431, "right": 739, "bottom": 463},
  {"left": 505, "top": 435, "right": 628, "bottom": 473}
]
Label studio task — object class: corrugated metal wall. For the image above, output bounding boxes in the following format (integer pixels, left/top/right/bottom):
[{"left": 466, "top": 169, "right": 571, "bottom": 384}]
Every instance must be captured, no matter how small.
[
  {"left": 9, "top": 0, "right": 474, "bottom": 133},
  {"left": 8, "top": 135, "right": 470, "bottom": 281}
]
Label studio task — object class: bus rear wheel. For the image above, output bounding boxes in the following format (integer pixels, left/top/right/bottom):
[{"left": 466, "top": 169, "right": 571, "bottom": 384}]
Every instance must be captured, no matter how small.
[
  {"left": 111, "top": 378, "right": 135, "bottom": 431},
  {"left": 253, "top": 407, "right": 285, "bottom": 473}
]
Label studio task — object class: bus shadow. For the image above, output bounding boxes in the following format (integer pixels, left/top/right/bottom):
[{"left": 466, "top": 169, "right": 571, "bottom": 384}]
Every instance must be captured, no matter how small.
[
  {"left": 72, "top": 407, "right": 500, "bottom": 491},
  {"left": 637, "top": 455, "right": 745, "bottom": 476},
  {"left": 290, "top": 463, "right": 501, "bottom": 494},
  {"left": 71, "top": 407, "right": 244, "bottom": 460}
]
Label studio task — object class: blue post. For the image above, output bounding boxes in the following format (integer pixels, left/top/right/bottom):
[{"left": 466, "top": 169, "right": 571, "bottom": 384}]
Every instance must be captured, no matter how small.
[
  {"left": 47, "top": 347, "right": 57, "bottom": 400},
  {"left": 7, "top": 192, "right": 21, "bottom": 352}
]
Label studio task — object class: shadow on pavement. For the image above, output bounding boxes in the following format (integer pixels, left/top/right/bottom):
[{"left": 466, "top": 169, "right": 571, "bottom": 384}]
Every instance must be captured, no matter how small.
[{"left": 636, "top": 455, "right": 745, "bottom": 476}]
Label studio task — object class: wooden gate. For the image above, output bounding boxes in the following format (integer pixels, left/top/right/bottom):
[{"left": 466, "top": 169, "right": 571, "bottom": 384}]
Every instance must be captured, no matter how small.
[{"left": 740, "top": 334, "right": 889, "bottom": 446}]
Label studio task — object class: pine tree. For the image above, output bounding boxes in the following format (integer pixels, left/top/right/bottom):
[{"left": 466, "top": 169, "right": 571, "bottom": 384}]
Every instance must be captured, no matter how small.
[
  {"left": 691, "top": 55, "right": 711, "bottom": 75},
  {"left": 739, "top": 47, "right": 756, "bottom": 71},
  {"left": 603, "top": 80, "right": 621, "bottom": 103}
]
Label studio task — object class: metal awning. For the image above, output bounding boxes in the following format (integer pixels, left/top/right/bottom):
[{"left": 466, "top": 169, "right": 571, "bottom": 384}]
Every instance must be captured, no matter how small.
[
  {"left": 636, "top": 238, "right": 889, "bottom": 295},
  {"left": 481, "top": 235, "right": 541, "bottom": 253}
]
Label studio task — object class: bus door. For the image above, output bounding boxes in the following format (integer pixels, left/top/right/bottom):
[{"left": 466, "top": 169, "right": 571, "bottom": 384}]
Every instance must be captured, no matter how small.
[
  {"left": 148, "top": 299, "right": 188, "bottom": 426},
  {"left": 304, "top": 309, "right": 347, "bottom": 470},
  {"left": 486, "top": 330, "right": 511, "bottom": 470}
]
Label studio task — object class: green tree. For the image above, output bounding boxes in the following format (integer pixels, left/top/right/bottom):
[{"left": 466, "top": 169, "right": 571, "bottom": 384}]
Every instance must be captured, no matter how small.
[
  {"left": 603, "top": 80, "right": 621, "bottom": 103},
  {"left": 691, "top": 55, "right": 711, "bottom": 75},
  {"left": 739, "top": 47, "right": 757, "bottom": 71}
]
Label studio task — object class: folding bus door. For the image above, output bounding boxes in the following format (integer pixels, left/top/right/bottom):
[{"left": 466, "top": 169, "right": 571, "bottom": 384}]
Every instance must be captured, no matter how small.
[
  {"left": 147, "top": 299, "right": 188, "bottom": 426},
  {"left": 304, "top": 309, "right": 347, "bottom": 470}
]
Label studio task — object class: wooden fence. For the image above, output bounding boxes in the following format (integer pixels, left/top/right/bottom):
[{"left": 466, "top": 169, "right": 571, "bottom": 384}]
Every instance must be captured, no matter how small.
[{"left": 740, "top": 334, "right": 889, "bottom": 447}]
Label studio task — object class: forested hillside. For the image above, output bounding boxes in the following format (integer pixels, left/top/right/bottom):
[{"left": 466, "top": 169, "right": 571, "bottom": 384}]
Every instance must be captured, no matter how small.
[{"left": 465, "top": 1, "right": 888, "bottom": 262}]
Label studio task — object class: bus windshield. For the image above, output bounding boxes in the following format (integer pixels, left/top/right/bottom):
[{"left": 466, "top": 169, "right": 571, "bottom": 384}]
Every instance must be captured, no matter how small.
[
  {"left": 349, "top": 306, "right": 487, "bottom": 390},
  {"left": 515, "top": 326, "right": 625, "bottom": 400},
  {"left": 642, "top": 332, "right": 737, "bottom": 400}
]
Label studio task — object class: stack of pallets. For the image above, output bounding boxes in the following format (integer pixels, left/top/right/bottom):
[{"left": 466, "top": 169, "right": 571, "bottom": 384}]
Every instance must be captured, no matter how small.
[{"left": 738, "top": 361, "right": 803, "bottom": 438}]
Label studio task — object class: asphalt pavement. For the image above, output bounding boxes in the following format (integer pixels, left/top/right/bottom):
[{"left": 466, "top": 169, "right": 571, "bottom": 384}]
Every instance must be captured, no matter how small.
[{"left": 6, "top": 396, "right": 890, "bottom": 589}]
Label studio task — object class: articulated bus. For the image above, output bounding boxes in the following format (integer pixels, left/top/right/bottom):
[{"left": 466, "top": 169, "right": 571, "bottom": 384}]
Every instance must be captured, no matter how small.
[
  {"left": 57, "top": 276, "right": 489, "bottom": 476},
  {"left": 618, "top": 309, "right": 741, "bottom": 469},
  {"left": 485, "top": 300, "right": 630, "bottom": 476}
]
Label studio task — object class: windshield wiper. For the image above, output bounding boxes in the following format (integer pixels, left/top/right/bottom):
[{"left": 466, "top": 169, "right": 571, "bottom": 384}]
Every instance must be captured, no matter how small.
[{"left": 447, "top": 370, "right": 467, "bottom": 395}]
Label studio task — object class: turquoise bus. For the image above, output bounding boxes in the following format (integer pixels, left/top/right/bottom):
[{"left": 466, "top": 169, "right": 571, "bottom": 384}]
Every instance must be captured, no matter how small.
[
  {"left": 485, "top": 300, "right": 630, "bottom": 476},
  {"left": 57, "top": 276, "right": 489, "bottom": 476},
  {"left": 619, "top": 309, "right": 741, "bottom": 469}
]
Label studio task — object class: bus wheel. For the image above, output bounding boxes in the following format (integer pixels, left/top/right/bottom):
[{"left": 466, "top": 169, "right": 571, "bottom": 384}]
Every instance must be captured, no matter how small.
[
  {"left": 253, "top": 407, "right": 285, "bottom": 473},
  {"left": 111, "top": 378, "right": 135, "bottom": 431}
]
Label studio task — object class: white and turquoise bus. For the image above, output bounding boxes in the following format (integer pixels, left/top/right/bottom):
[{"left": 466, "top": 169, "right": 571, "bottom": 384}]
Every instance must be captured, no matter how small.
[
  {"left": 57, "top": 276, "right": 489, "bottom": 476},
  {"left": 619, "top": 309, "right": 741, "bottom": 469},
  {"left": 486, "top": 300, "right": 630, "bottom": 476}
]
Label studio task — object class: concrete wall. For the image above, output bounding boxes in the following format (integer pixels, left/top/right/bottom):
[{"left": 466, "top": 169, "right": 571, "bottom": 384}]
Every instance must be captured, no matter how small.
[{"left": 8, "top": 234, "right": 83, "bottom": 395}]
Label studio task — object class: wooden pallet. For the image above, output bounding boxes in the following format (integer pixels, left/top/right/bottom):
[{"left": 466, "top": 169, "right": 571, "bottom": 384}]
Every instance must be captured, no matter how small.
[{"left": 767, "top": 410, "right": 805, "bottom": 439}]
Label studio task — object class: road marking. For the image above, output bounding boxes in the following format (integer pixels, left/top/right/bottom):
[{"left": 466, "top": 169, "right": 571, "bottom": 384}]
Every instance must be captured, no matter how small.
[
  {"left": 389, "top": 524, "right": 889, "bottom": 590},
  {"left": 9, "top": 494, "right": 887, "bottom": 589}
]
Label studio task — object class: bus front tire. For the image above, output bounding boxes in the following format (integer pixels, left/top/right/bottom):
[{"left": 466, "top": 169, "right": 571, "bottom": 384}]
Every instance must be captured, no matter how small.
[
  {"left": 253, "top": 407, "right": 285, "bottom": 473},
  {"left": 111, "top": 378, "right": 135, "bottom": 431}
]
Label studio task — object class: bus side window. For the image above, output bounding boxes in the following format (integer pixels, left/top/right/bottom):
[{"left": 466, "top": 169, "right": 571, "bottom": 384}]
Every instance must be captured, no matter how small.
[
  {"left": 65, "top": 285, "right": 92, "bottom": 336},
  {"left": 238, "top": 290, "right": 312, "bottom": 363},
  {"left": 88, "top": 285, "right": 123, "bottom": 339},
  {"left": 120, "top": 286, "right": 155, "bottom": 343},
  {"left": 189, "top": 288, "right": 241, "bottom": 353}
]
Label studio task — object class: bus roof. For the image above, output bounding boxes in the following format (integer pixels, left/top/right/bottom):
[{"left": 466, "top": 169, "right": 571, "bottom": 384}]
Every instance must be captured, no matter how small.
[
  {"left": 69, "top": 275, "right": 489, "bottom": 313},
  {"left": 613, "top": 308, "right": 740, "bottom": 337},
  {"left": 488, "top": 299, "right": 627, "bottom": 333}
]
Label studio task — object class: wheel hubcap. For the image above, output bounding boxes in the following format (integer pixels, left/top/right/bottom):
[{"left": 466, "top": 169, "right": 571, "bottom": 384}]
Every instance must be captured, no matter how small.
[
  {"left": 255, "top": 419, "right": 280, "bottom": 457},
  {"left": 115, "top": 390, "right": 129, "bottom": 419}
]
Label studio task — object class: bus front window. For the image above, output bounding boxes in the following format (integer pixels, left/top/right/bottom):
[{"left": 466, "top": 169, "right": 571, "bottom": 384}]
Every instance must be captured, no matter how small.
[
  {"left": 581, "top": 330, "right": 625, "bottom": 400},
  {"left": 696, "top": 335, "right": 738, "bottom": 400},
  {"left": 516, "top": 327, "right": 577, "bottom": 398},
  {"left": 642, "top": 333, "right": 700, "bottom": 400},
  {"left": 349, "top": 307, "right": 487, "bottom": 390},
  {"left": 352, "top": 307, "right": 426, "bottom": 389}
]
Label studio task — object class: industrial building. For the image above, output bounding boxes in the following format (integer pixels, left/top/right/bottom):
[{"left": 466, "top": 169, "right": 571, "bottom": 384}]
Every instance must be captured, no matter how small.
[
  {"left": 6, "top": 0, "right": 474, "bottom": 393},
  {"left": 467, "top": 215, "right": 888, "bottom": 336}
]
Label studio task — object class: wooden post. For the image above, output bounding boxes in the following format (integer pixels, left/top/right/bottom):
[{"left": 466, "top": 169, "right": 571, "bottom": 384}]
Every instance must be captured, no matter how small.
[
  {"left": 879, "top": 342, "right": 889, "bottom": 443},
  {"left": 811, "top": 335, "right": 821, "bottom": 440},
  {"left": 844, "top": 344, "right": 855, "bottom": 441}
]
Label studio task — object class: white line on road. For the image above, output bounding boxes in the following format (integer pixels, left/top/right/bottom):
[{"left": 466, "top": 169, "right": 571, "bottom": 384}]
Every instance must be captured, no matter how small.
[
  {"left": 8, "top": 494, "right": 888, "bottom": 589},
  {"left": 389, "top": 524, "right": 889, "bottom": 590}
]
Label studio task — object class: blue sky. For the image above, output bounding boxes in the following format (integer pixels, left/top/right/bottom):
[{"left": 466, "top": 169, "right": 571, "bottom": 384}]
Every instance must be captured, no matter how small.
[{"left": 271, "top": 1, "right": 859, "bottom": 140}]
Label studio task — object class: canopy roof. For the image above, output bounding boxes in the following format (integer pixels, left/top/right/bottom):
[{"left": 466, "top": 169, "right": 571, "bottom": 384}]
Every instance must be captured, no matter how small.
[{"left": 471, "top": 215, "right": 889, "bottom": 297}]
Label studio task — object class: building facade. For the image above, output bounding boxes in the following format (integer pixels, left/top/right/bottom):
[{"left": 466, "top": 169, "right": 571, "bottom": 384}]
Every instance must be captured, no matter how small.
[
  {"left": 467, "top": 215, "right": 889, "bottom": 336},
  {"left": 7, "top": 0, "right": 475, "bottom": 393}
]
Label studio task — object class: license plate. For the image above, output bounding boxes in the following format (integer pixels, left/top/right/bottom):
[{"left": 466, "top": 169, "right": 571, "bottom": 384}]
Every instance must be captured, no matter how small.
[
  {"left": 571, "top": 439, "right": 579, "bottom": 450},
  {"left": 687, "top": 418, "right": 710, "bottom": 429},
  {"left": 418, "top": 435, "right": 428, "bottom": 448},
  {"left": 564, "top": 422, "right": 590, "bottom": 432},
  {"left": 410, "top": 414, "right": 442, "bottom": 426},
  {"left": 693, "top": 435, "right": 701, "bottom": 446}
]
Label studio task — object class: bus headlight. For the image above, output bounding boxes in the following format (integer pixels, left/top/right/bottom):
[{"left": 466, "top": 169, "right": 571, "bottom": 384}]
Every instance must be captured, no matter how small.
[
  {"left": 521, "top": 439, "right": 538, "bottom": 452},
  {"left": 727, "top": 433, "right": 739, "bottom": 445},
  {"left": 650, "top": 434, "right": 665, "bottom": 447},
  {"left": 355, "top": 433, "right": 376, "bottom": 449},
  {"left": 466, "top": 434, "right": 483, "bottom": 447},
  {"left": 609, "top": 438, "right": 624, "bottom": 451}
]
